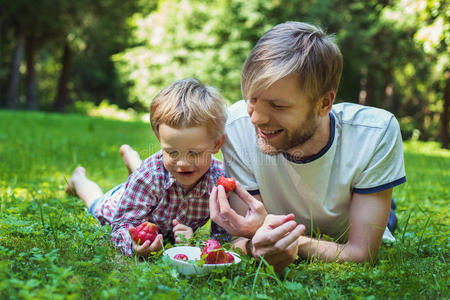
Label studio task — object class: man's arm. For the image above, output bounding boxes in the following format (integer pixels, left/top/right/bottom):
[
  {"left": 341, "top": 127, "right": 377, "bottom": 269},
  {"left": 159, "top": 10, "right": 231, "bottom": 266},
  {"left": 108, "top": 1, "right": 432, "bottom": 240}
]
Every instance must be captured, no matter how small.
[
  {"left": 230, "top": 188, "right": 392, "bottom": 271},
  {"left": 297, "top": 188, "right": 392, "bottom": 263}
]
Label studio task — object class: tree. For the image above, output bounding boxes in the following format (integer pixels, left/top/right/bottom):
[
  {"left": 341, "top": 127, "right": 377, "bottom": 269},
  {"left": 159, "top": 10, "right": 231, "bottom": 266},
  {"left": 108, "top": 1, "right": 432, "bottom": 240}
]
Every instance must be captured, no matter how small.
[
  {"left": 4, "top": 28, "right": 24, "bottom": 109},
  {"left": 0, "top": 0, "right": 150, "bottom": 111},
  {"left": 413, "top": 0, "right": 449, "bottom": 148},
  {"left": 1, "top": 0, "right": 69, "bottom": 110},
  {"left": 0, "top": 1, "right": 26, "bottom": 109},
  {"left": 114, "top": 0, "right": 316, "bottom": 106},
  {"left": 53, "top": 0, "right": 149, "bottom": 112}
]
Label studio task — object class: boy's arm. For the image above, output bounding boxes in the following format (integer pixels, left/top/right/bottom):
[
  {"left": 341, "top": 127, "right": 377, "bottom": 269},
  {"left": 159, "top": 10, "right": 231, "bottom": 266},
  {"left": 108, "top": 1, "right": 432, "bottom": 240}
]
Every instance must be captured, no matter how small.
[{"left": 110, "top": 176, "right": 156, "bottom": 257}]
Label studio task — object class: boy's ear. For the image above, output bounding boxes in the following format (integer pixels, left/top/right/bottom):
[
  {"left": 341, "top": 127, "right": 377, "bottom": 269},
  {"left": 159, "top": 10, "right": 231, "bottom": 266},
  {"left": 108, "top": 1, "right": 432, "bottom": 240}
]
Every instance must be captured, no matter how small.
[
  {"left": 212, "top": 134, "right": 226, "bottom": 153},
  {"left": 317, "top": 91, "right": 335, "bottom": 117}
]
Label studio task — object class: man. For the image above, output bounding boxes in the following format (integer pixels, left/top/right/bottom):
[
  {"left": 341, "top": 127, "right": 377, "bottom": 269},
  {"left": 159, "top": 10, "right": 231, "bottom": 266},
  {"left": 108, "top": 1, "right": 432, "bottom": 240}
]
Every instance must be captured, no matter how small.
[{"left": 209, "top": 21, "right": 406, "bottom": 272}]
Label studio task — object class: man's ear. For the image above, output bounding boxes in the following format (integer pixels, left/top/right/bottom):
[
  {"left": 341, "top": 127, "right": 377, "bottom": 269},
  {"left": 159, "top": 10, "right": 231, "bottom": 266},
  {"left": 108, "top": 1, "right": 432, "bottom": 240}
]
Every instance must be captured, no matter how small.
[
  {"left": 212, "top": 134, "right": 226, "bottom": 153},
  {"left": 317, "top": 91, "right": 335, "bottom": 116}
]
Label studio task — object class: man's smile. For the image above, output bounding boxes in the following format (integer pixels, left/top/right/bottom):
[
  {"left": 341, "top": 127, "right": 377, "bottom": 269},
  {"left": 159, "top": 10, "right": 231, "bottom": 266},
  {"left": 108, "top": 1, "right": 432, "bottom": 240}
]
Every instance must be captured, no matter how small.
[{"left": 258, "top": 128, "right": 283, "bottom": 139}]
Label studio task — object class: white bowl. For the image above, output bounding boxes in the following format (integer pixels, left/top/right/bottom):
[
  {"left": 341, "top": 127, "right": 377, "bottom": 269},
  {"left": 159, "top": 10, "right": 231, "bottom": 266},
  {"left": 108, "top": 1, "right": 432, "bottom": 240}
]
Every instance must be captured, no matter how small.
[{"left": 163, "top": 246, "right": 241, "bottom": 275}]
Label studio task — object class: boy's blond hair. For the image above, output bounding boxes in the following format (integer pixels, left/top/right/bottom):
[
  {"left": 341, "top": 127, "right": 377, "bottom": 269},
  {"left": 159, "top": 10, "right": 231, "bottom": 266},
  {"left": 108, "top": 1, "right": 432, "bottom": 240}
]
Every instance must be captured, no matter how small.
[
  {"left": 241, "top": 21, "right": 343, "bottom": 103},
  {"left": 150, "top": 78, "right": 227, "bottom": 139}
]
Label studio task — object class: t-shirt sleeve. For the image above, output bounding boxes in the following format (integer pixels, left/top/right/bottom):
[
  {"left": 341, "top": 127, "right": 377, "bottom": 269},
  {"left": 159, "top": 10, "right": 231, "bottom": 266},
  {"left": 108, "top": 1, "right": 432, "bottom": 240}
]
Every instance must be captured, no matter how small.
[
  {"left": 353, "top": 115, "right": 406, "bottom": 194},
  {"left": 222, "top": 119, "right": 259, "bottom": 193}
]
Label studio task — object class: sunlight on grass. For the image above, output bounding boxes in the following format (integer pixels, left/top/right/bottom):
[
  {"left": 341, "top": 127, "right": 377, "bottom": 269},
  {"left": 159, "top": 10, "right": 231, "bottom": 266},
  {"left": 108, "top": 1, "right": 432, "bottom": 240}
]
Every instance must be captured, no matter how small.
[
  {"left": 403, "top": 140, "right": 450, "bottom": 157},
  {"left": 74, "top": 100, "right": 149, "bottom": 123}
]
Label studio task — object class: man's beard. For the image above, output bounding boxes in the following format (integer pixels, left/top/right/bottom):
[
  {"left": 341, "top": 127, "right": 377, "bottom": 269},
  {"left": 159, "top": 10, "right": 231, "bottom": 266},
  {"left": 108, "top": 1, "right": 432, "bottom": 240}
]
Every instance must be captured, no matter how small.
[{"left": 256, "top": 111, "right": 319, "bottom": 156}]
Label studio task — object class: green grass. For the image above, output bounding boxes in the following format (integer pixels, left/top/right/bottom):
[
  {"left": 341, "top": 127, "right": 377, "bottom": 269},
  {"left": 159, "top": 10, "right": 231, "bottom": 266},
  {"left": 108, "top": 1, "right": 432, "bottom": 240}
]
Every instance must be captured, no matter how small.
[{"left": 0, "top": 110, "right": 448, "bottom": 299}]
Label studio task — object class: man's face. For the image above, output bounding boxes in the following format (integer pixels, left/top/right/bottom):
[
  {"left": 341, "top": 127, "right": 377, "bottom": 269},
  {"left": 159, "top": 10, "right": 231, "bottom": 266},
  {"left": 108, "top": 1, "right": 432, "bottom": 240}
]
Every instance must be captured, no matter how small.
[{"left": 247, "top": 74, "right": 319, "bottom": 156}]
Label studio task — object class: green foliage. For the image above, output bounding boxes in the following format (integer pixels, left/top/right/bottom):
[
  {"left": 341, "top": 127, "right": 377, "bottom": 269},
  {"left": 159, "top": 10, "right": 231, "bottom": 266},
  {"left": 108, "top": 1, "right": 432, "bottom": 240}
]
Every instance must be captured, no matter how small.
[
  {"left": 0, "top": 0, "right": 153, "bottom": 110},
  {"left": 113, "top": 0, "right": 448, "bottom": 144},
  {"left": 0, "top": 110, "right": 448, "bottom": 299},
  {"left": 113, "top": 0, "right": 314, "bottom": 106},
  {"left": 1, "top": 0, "right": 447, "bottom": 144}
]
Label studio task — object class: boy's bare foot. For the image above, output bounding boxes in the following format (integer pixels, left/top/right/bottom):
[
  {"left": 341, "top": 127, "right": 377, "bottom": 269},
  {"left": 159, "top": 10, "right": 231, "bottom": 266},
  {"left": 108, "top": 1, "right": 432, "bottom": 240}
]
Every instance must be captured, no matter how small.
[
  {"left": 120, "top": 144, "right": 142, "bottom": 175},
  {"left": 65, "top": 166, "right": 86, "bottom": 196}
]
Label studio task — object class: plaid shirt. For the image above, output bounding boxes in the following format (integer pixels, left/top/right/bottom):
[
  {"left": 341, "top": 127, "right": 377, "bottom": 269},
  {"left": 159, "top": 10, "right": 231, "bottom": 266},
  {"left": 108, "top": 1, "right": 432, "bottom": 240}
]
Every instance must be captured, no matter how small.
[{"left": 98, "top": 150, "right": 225, "bottom": 257}]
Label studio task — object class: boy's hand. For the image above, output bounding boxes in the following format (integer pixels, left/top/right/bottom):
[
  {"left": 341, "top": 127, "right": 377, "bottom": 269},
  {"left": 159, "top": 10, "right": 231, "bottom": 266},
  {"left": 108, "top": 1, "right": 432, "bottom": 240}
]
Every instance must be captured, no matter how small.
[
  {"left": 172, "top": 219, "right": 194, "bottom": 244},
  {"left": 128, "top": 226, "right": 163, "bottom": 257}
]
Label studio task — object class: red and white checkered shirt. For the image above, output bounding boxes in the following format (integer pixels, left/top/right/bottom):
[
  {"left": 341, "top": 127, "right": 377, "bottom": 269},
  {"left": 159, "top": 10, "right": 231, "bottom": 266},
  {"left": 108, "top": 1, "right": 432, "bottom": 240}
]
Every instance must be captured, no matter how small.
[{"left": 96, "top": 150, "right": 225, "bottom": 257}]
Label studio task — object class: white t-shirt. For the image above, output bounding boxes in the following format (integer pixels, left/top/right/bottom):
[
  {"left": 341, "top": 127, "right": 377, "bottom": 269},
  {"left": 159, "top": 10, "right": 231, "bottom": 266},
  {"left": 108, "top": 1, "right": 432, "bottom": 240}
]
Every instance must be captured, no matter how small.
[{"left": 222, "top": 101, "right": 406, "bottom": 239}]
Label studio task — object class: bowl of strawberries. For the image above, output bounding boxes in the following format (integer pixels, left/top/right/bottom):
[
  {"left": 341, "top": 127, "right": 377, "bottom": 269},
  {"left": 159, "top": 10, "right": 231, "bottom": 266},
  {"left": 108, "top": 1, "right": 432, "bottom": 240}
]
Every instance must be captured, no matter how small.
[{"left": 164, "top": 239, "right": 241, "bottom": 275}]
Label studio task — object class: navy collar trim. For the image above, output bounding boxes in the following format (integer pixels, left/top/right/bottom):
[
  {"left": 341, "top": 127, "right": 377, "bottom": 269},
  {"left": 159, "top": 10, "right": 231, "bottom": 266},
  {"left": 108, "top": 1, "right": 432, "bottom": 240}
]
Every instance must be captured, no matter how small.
[{"left": 282, "top": 112, "right": 335, "bottom": 164}]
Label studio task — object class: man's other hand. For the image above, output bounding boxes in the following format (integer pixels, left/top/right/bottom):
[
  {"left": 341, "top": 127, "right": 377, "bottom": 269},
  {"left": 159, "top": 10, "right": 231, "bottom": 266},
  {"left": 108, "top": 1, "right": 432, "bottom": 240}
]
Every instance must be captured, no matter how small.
[{"left": 251, "top": 214, "right": 305, "bottom": 272}]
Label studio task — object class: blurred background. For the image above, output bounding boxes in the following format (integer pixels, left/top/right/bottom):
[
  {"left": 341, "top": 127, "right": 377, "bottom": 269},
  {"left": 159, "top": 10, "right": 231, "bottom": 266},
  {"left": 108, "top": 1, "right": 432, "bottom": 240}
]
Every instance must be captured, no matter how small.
[{"left": 0, "top": 0, "right": 448, "bottom": 148}]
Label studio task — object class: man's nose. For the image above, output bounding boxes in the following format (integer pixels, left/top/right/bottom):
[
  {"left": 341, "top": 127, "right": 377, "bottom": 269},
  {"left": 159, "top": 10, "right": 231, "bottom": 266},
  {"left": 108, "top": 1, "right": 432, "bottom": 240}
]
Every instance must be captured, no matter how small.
[{"left": 248, "top": 101, "right": 270, "bottom": 126}]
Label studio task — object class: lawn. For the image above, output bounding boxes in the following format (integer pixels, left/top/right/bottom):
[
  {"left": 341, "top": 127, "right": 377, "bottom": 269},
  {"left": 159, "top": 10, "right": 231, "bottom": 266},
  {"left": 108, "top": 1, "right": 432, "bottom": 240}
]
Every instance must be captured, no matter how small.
[{"left": 0, "top": 110, "right": 448, "bottom": 299}]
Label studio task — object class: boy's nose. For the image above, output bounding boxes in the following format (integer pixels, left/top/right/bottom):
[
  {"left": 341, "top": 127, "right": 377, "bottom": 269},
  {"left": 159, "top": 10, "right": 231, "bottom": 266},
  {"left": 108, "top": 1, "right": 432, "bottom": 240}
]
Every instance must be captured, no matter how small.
[{"left": 176, "top": 158, "right": 191, "bottom": 168}]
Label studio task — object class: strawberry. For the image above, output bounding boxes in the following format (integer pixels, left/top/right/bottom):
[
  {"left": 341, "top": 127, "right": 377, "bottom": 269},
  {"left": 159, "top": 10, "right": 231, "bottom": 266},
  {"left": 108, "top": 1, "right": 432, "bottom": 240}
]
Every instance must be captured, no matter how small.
[
  {"left": 226, "top": 252, "right": 234, "bottom": 263},
  {"left": 217, "top": 176, "right": 236, "bottom": 193},
  {"left": 129, "top": 221, "right": 159, "bottom": 245},
  {"left": 201, "top": 239, "right": 228, "bottom": 264},
  {"left": 173, "top": 254, "right": 189, "bottom": 261}
]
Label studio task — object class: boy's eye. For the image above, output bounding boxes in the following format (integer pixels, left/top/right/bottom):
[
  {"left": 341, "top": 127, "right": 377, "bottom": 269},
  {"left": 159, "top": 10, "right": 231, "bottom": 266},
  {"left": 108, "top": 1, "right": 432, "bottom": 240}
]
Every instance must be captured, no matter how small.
[
  {"left": 167, "top": 151, "right": 180, "bottom": 159},
  {"left": 187, "top": 151, "right": 199, "bottom": 159}
]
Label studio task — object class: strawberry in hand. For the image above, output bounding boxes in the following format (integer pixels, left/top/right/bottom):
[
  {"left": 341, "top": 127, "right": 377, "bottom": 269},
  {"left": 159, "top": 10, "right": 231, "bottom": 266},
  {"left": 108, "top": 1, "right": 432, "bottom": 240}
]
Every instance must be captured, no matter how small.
[
  {"left": 129, "top": 221, "right": 159, "bottom": 245},
  {"left": 217, "top": 176, "right": 236, "bottom": 193}
]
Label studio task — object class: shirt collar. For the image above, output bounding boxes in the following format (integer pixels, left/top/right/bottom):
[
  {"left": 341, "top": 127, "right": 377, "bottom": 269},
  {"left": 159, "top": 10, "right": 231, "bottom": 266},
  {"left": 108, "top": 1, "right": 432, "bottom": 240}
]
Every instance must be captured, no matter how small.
[{"left": 163, "top": 169, "right": 177, "bottom": 190}]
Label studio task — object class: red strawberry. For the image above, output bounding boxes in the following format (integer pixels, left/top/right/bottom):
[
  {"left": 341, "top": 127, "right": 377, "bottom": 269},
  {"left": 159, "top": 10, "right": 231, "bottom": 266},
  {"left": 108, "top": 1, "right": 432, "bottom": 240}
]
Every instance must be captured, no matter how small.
[
  {"left": 129, "top": 221, "right": 159, "bottom": 245},
  {"left": 226, "top": 252, "right": 234, "bottom": 263},
  {"left": 173, "top": 254, "right": 189, "bottom": 261},
  {"left": 217, "top": 176, "right": 236, "bottom": 193},
  {"left": 201, "top": 239, "right": 228, "bottom": 264}
]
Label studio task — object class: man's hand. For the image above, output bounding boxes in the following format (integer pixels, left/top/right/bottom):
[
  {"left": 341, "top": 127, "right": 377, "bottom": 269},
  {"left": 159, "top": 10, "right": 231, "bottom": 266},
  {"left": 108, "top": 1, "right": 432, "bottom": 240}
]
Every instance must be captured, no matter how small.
[
  {"left": 209, "top": 181, "right": 267, "bottom": 238},
  {"left": 251, "top": 214, "right": 305, "bottom": 272},
  {"left": 128, "top": 227, "right": 163, "bottom": 257},
  {"left": 172, "top": 219, "right": 194, "bottom": 244}
]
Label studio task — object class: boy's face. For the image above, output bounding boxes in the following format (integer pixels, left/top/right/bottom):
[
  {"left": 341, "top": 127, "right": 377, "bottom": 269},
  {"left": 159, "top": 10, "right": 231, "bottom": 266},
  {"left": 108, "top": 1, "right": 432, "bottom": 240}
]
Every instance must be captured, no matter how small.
[{"left": 158, "top": 124, "right": 222, "bottom": 192}]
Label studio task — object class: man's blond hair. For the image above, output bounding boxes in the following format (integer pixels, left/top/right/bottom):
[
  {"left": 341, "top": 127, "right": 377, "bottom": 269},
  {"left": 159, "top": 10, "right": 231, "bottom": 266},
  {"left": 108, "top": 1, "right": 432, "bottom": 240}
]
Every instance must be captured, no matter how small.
[
  {"left": 150, "top": 78, "right": 227, "bottom": 139},
  {"left": 241, "top": 21, "right": 343, "bottom": 102}
]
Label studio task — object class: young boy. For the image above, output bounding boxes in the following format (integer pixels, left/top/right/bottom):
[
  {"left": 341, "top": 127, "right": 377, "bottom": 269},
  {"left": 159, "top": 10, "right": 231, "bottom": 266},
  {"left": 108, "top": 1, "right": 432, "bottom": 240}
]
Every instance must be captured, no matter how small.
[{"left": 66, "top": 78, "right": 227, "bottom": 257}]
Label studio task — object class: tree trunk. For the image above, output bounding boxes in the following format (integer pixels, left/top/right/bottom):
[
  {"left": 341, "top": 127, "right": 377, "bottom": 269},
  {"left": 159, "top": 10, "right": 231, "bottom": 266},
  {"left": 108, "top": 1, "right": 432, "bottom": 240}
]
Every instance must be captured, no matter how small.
[
  {"left": 381, "top": 66, "right": 394, "bottom": 112},
  {"left": 5, "top": 29, "right": 25, "bottom": 109},
  {"left": 365, "top": 71, "right": 376, "bottom": 107},
  {"left": 363, "top": 31, "right": 383, "bottom": 107},
  {"left": 25, "top": 36, "right": 38, "bottom": 110},
  {"left": 53, "top": 41, "right": 72, "bottom": 112},
  {"left": 441, "top": 69, "right": 449, "bottom": 149}
]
